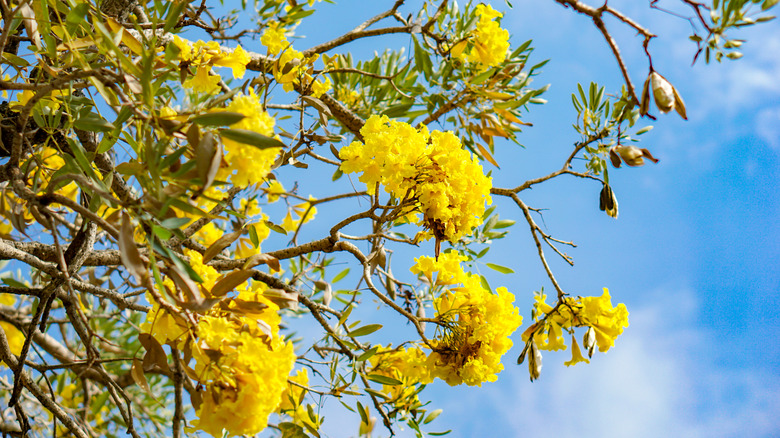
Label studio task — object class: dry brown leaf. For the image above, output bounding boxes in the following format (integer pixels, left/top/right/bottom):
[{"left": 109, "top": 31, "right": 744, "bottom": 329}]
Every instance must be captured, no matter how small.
[
  {"left": 119, "top": 214, "right": 147, "bottom": 284},
  {"left": 202, "top": 229, "right": 241, "bottom": 264},
  {"left": 211, "top": 269, "right": 254, "bottom": 297}
]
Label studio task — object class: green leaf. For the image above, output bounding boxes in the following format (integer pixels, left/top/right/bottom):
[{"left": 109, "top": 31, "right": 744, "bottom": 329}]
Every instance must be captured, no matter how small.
[
  {"left": 349, "top": 324, "right": 382, "bottom": 337},
  {"left": 356, "top": 346, "right": 379, "bottom": 362},
  {"left": 264, "top": 220, "right": 288, "bottom": 235},
  {"left": 493, "top": 219, "right": 515, "bottom": 229},
  {"left": 1, "top": 52, "right": 30, "bottom": 67},
  {"left": 367, "top": 374, "right": 402, "bottom": 386},
  {"left": 160, "top": 217, "right": 191, "bottom": 229},
  {"left": 2, "top": 277, "right": 28, "bottom": 288},
  {"left": 356, "top": 401, "right": 369, "bottom": 424},
  {"left": 332, "top": 268, "right": 350, "bottom": 283},
  {"left": 74, "top": 113, "right": 115, "bottom": 132},
  {"left": 66, "top": 2, "right": 90, "bottom": 24},
  {"left": 219, "top": 129, "right": 285, "bottom": 149},
  {"left": 480, "top": 275, "right": 491, "bottom": 291},
  {"left": 486, "top": 263, "right": 514, "bottom": 274},
  {"left": 191, "top": 112, "right": 246, "bottom": 126},
  {"left": 424, "top": 409, "right": 443, "bottom": 424},
  {"left": 430, "top": 431, "right": 453, "bottom": 436},
  {"left": 151, "top": 225, "right": 172, "bottom": 241},
  {"left": 635, "top": 125, "right": 653, "bottom": 135}
]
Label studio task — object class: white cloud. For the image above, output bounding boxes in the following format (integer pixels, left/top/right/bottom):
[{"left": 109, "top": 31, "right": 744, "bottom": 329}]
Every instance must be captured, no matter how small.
[{"left": 756, "top": 106, "right": 780, "bottom": 151}]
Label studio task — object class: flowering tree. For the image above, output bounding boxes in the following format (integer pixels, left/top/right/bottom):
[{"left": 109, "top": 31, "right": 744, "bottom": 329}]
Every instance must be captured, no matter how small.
[{"left": 0, "top": 0, "right": 774, "bottom": 437}]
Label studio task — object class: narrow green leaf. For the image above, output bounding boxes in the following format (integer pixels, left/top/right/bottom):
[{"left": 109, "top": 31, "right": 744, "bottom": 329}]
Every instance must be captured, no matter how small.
[
  {"left": 356, "top": 346, "right": 379, "bottom": 362},
  {"left": 192, "top": 112, "right": 246, "bottom": 126},
  {"left": 349, "top": 324, "right": 382, "bottom": 337},
  {"left": 74, "top": 113, "right": 115, "bottom": 132},
  {"left": 635, "top": 125, "right": 653, "bottom": 135},
  {"left": 219, "top": 128, "right": 285, "bottom": 149},
  {"left": 486, "top": 263, "right": 514, "bottom": 274},
  {"left": 332, "top": 268, "right": 350, "bottom": 283},
  {"left": 367, "top": 374, "right": 402, "bottom": 386}
]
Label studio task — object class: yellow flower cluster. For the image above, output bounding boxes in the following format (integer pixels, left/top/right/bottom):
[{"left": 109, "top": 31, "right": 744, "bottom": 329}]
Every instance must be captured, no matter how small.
[
  {"left": 370, "top": 345, "right": 432, "bottom": 411},
  {"left": 261, "top": 21, "right": 332, "bottom": 97},
  {"left": 173, "top": 36, "right": 251, "bottom": 94},
  {"left": 339, "top": 115, "right": 492, "bottom": 243},
  {"left": 522, "top": 288, "right": 629, "bottom": 366},
  {"left": 140, "top": 250, "right": 296, "bottom": 437},
  {"left": 218, "top": 89, "right": 281, "bottom": 187},
  {"left": 452, "top": 4, "right": 510, "bottom": 70},
  {"left": 429, "top": 281, "right": 522, "bottom": 385},
  {"left": 371, "top": 255, "right": 521, "bottom": 388},
  {"left": 192, "top": 312, "right": 295, "bottom": 437}
]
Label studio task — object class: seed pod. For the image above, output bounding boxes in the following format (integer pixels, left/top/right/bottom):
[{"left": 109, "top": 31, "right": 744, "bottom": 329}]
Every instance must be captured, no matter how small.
[
  {"left": 599, "top": 184, "right": 619, "bottom": 219},
  {"left": 613, "top": 145, "right": 659, "bottom": 167},
  {"left": 647, "top": 72, "right": 688, "bottom": 120},
  {"left": 528, "top": 341, "right": 543, "bottom": 381}
]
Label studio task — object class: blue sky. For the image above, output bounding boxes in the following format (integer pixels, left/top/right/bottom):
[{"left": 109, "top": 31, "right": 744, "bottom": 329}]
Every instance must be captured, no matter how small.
[{"left": 286, "top": 1, "right": 780, "bottom": 437}]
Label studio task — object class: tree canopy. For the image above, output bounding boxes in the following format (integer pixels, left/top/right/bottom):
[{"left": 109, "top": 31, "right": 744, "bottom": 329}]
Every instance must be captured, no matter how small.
[{"left": 0, "top": 0, "right": 774, "bottom": 437}]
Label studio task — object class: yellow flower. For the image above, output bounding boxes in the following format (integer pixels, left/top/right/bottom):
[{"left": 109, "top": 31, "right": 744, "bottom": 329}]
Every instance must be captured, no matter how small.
[
  {"left": 172, "top": 35, "right": 193, "bottom": 61},
  {"left": 192, "top": 298, "right": 295, "bottom": 437},
  {"left": 173, "top": 38, "right": 250, "bottom": 90},
  {"left": 184, "top": 65, "right": 220, "bottom": 94},
  {"left": 410, "top": 252, "right": 468, "bottom": 286},
  {"left": 261, "top": 21, "right": 288, "bottom": 56},
  {"left": 337, "top": 87, "right": 361, "bottom": 106},
  {"left": 430, "top": 282, "right": 522, "bottom": 386},
  {"left": 281, "top": 197, "right": 318, "bottom": 233},
  {"left": 0, "top": 294, "right": 23, "bottom": 359},
  {"left": 580, "top": 288, "right": 629, "bottom": 352},
  {"left": 564, "top": 335, "right": 590, "bottom": 366},
  {"left": 139, "top": 301, "right": 189, "bottom": 347},
  {"left": 311, "top": 76, "right": 331, "bottom": 98},
  {"left": 265, "top": 180, "right": 286, "bottom": 203},
  {"left": 278, "top": 368, "right": 309, "bottom": 412},
  {"left": 193, "top": 338, "right": 295, "bottom": 437},
  {"left": 213, "top": 44, "right": 251, "bottom": 78}
]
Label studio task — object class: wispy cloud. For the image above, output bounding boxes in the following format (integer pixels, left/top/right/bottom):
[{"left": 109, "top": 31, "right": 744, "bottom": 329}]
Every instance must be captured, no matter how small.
[{"left": 755, "top": 106, "right": 780, "bottom": 151}]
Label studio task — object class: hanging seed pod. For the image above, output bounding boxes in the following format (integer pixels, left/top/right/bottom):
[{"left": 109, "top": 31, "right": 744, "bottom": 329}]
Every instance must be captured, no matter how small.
[
  {"left": 612, "top": 145, "right": 659, "bottom": 167},
  {"left": 643, "top": 71, "right": 688, "bottom": 120},
  {"left": 599, "top": 184, "right": 619, "bottom": 219}
]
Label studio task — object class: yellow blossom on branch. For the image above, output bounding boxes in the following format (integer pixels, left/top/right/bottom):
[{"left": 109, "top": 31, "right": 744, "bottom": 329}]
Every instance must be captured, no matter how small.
[
  {"left": 217, "top": 89, "right": 281, "bottom": 187},
  {"left": 173, "top": 36, "right": 251, "bottom": 93},
  {"left": 339, "top": 115, "right": 492, "bottom": 244},
  {"left": 381, "top": 256, "right": 523, "bottom": 387},
  {"left": 521, "top": 288, "right": 629, "bottom": 373},
  {"left": 453, "top": 3, "right": 510, "bottom": 70}
]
